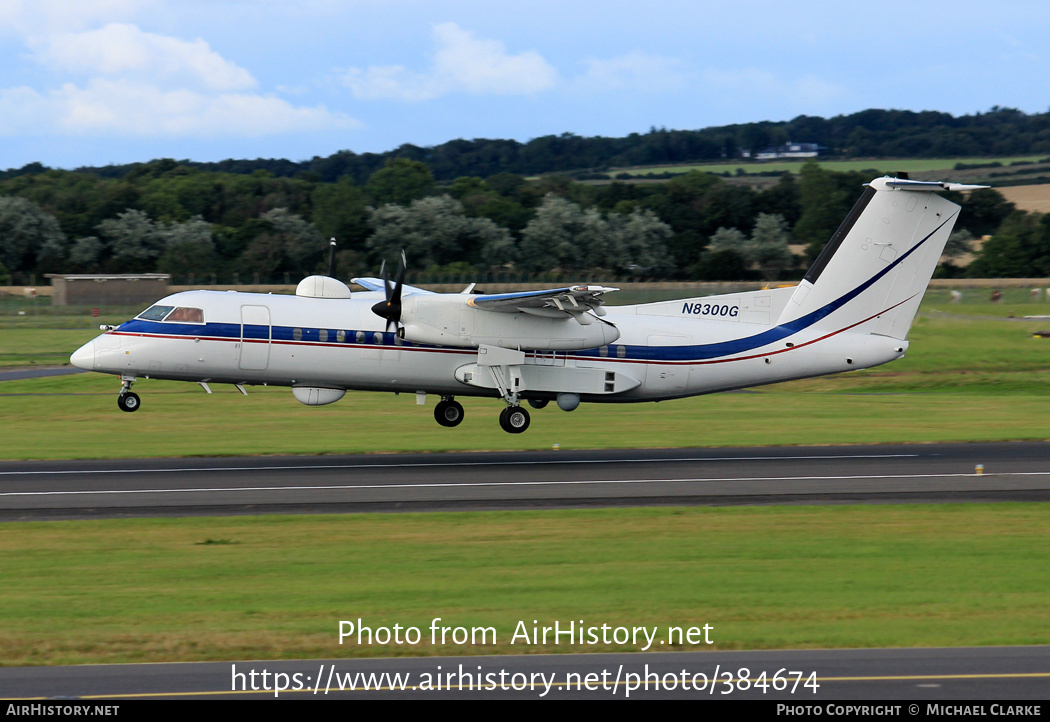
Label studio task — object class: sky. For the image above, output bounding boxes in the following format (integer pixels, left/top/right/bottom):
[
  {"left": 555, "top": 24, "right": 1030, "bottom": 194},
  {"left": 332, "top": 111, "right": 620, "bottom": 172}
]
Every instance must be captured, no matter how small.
[{"left": 1, "top": 0, "right": 1048, "bottom": 171}]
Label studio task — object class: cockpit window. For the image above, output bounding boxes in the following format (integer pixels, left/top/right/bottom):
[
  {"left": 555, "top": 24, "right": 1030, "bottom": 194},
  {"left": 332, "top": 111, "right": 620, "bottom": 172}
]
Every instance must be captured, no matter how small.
[
  {"left": 167, "top": 307, "right": 204, "bottom": 323},
  {"left": 135, "top": 305, "right": 204, "bottom": 323},
  {"left": 137, "top": 305, "right": 174, "bottom": 321}
]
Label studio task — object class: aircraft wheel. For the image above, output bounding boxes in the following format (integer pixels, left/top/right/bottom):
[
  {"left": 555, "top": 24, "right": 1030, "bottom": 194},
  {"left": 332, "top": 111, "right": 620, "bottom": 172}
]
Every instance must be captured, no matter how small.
[
  {"left": 527, "top": 399, "right": 549, "bottom": 409},
  {"left": 118, "top": 392, "right": 141, "bottom": 413},
  {"left": 434, "top": 399, "right": 465, "bottom": 427},
  {"left": 499, "top": 406, "right": 530, "bottom": 434}
]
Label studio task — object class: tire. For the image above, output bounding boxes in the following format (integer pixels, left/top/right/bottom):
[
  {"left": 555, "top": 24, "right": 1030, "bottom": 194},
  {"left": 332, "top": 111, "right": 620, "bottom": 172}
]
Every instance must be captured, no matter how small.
[
  {"left": 499, "top": 406, "right": 530, "bottom": 434},
  {"left": 434, "top": 399, "right": 464, "bottom": 427},
  {"left": 118, "top": 392, "right": 141, "bottom": 413}
]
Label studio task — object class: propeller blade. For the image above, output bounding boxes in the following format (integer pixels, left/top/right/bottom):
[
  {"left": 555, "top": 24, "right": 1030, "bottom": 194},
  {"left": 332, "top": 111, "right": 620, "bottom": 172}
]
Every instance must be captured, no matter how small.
[
  {"left": 370, "top": 253, "right": 406, "bottom": 332},
  {"left": 379, "top": 259, "right": 390, "bottom": 299}
]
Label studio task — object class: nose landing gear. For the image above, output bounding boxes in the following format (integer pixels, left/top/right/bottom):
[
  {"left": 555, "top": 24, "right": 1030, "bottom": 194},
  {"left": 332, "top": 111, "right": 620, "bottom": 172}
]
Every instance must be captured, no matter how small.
[{"left": 117, "top": 376, "right": 140, "bottom": 413}]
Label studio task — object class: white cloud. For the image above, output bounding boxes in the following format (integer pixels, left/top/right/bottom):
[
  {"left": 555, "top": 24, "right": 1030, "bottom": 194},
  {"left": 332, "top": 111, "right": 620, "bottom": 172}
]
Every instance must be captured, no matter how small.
[
  {"left": 344, "top": 22, "right": 558, "bottom": 101},
  {"left": 0, "top": 17, "right": 358, "bottom": 139},
  {"left": 0, "top": 78, "right": 359, "bottom": 138},
  {"left": 0, "top": 0, "right": 152, "bottom": 36},
  {"left": 30, "top": 23, "right": 257, "bottom": 92}
]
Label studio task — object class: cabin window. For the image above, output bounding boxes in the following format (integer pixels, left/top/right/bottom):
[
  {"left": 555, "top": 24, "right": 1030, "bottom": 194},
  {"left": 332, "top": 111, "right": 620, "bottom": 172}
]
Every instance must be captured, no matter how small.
[
  {"left": 373, "top": 332, "right": 383, "bottom": 345},
  {"left": 356, "top": 331, "right": 366, "bottom": 344},
  {"left": 599, "top": 345, "right": 609, "bottom": 357},
  {"left": 166, "top": 307, "right": 204, "bottom": 323},
  {"left": 293, "top": 327, "right": 303, "bottom": 341},
  {"left": 319, "top": 329, "right": 329, "bottom": 342},
  {"left": 137, "top": 305, "right": 174, "bottom": 321},
  {"left": 336, "top": 330, "right": 346, "bottom": 343},
  {"left": 616, "top": 345, "right": 626, "bottom": 358}
]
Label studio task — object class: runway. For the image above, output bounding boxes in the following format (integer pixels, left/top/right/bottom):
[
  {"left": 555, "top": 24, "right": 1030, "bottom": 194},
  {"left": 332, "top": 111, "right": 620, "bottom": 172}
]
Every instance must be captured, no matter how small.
[
  {"left": 2, "top": 646, "right": 1048, "bottom": 700},
  {"left": 1, "top": 441, "right": 1048, "bottom": 520}
]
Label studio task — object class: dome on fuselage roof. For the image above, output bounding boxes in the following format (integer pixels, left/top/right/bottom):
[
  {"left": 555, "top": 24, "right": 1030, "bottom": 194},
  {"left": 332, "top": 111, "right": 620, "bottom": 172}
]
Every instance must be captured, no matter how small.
[{"left": 296, "top": 275, "right": 352, "bottom": 299}]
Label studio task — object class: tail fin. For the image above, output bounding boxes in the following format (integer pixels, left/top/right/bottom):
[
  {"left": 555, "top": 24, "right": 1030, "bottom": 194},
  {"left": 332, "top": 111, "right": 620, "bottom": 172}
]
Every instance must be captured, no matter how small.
[{"left": 778, "top": 177, "right": 984, "bottom": 340}]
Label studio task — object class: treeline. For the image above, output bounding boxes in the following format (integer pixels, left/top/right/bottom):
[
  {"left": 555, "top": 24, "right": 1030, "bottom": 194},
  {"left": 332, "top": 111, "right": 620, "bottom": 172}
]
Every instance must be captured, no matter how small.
[
  {"left": 0, "top": 158, "right": 1037, "bottom": 286},
  {"left": 6, "top": 107, "right": 1050, "bottom": 186}
]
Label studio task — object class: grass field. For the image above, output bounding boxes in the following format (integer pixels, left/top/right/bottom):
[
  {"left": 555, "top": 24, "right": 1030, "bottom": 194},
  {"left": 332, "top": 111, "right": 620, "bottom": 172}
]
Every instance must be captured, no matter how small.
[
  {"left": 613, "top": 156, "right": 1049, "bottom": 178},
  {"left": 2, "top": 505, "right": 1047, "bottom": 665}
]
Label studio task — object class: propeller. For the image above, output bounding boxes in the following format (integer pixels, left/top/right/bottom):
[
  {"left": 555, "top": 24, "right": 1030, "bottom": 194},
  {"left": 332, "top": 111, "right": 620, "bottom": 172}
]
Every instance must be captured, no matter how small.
[{"left": 371, "top": 251, "right": 407, "bottom": 332}]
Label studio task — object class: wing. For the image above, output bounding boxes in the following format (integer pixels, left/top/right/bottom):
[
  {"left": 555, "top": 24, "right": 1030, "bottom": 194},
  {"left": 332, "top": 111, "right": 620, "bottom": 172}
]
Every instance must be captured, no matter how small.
[
  {"left": 351, "top": 277, "right": 436, "bottom": 295},
  {"left": 469, "top": 285, "right": 619, "bottom": 322}
]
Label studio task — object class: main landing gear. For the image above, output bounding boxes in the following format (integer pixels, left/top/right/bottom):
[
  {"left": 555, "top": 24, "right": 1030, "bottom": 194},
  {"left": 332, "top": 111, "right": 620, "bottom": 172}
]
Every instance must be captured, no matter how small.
[
  {"left": 117, "top": 376, "right": 140, "bottom": 413},
  {"left": 499, "top": 405, "right": 530, "bottom": 434},
  {"left": 434, "top": 397, "right": 464, "bottom": 427},
  {"left": 432, "top": 395, "right": 531, "bottom": 433}
]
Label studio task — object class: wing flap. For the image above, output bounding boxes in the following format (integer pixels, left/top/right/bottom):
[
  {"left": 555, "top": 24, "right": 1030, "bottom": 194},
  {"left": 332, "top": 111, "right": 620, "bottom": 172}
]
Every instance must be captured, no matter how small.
[{"left": 470, "top": 285, "right": 618, "bottom": 315}]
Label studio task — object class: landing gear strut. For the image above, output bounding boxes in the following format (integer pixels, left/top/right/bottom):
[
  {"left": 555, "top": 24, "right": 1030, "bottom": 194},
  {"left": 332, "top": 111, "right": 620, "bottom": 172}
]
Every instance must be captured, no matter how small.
[
  {"left": 117, "top": 377, "right": 140, "bottom": 413},
  {"left": 499, "top": 405, "right": 530, "bottom": 433},
  {"left": 434, "top": 397, "right": 464, "bottom": 427}
]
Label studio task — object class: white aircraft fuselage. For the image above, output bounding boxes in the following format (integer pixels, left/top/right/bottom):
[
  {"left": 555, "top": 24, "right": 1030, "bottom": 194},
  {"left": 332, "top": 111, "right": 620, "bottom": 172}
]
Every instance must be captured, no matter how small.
[
  {"left": 72, "top": 285, "right": 903, "bottom": 399},
  {"left": 69, "top": 177, "right": 980, "bottom": 433}
]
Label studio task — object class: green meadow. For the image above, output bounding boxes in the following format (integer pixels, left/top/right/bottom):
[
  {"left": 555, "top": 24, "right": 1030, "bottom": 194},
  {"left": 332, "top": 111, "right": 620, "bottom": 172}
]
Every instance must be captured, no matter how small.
[
  {"left": 1, "top": 505, "right": 1047, "bottom": 665},
  {"left": 612, "top": 155, "right": 1049, "bottom": 177}
]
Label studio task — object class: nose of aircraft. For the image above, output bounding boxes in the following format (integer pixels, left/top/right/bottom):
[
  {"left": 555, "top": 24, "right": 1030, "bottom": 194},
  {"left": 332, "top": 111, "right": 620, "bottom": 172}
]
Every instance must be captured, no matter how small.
[{"left": 70, "top": 340, "right": 96, "bottom": 370}]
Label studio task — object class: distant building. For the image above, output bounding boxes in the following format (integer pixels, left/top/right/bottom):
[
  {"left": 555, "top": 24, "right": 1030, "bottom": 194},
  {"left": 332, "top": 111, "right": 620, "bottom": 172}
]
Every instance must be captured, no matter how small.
[
  {"left": 45, "top": 274, "right": 170, "bottom": 306},
  {"left": 741, "top": 142, "right": 823, "bottom": 160}
]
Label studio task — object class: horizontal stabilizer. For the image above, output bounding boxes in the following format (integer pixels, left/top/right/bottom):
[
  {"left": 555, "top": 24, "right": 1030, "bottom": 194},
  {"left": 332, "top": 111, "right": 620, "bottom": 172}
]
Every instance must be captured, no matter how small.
[{"left": 880, "top": 179, "right": 989, "bottom": 192}]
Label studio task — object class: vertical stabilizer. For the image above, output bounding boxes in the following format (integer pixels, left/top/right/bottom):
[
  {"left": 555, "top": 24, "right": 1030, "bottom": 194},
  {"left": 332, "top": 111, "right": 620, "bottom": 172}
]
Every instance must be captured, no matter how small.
[{"left": 778, "top": 178, "right": 982, "bottom": 340}]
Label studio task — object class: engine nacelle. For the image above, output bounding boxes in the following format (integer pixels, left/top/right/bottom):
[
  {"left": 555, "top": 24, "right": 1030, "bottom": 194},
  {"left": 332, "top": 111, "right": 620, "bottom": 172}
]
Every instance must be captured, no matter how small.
[{"left": 400, "top": 294, "right": 619, "bottom": 350}]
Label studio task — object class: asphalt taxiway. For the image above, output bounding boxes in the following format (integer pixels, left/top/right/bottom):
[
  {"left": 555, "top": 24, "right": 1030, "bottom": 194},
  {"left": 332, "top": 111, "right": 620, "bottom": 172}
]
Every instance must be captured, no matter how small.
[
  {"left": 2, "top": 646, "right": 1048, "bottom": 700},
  {"left": 0, "top": 441, "right": 1048, "bottom": 520}
]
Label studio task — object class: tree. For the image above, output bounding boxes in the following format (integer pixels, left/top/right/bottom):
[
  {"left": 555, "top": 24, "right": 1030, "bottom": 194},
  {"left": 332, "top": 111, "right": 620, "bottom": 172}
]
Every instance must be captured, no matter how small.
[
  {"left": 519, "top": 195, "right": 674, "bottom": 275},
  {"left": 943, "top": 229, "right": 975, "bottom": 260},
  {"left": 157, "top": 217, "right": 217, "bottom": 279},
  {"left": 967, "top": 211, "right": 1050, "bottom": 277},
  {"left": 704, "top": 227, "right": 747, "bottom": 255},
  {"left": 366, "top": 159, "right": 435, "bottom": 206},
  {"left": 68, "top": 236, "right": 104, "bottom": 272},
  {"left": 793, "top": 161, "right": 850, "bottom": 259},
  {"left": 746, "top": 213, "right": 793, "bottom": 280},
  {"left": 958, "top": 188, "right": 1015, "bottom": 237},
  {"left": 699, "top": 214, "right": 792, "bottom": 281},
  {"left": 608, "top": 209, "right": 672, "bottom": 275},
  {"left": 694, "top": 227, "right": 753, "bottom": 280},
  {"left": 518, "top": 195, "right": 590, "bottom": 273},
  {"left": 239, "top": 209, "right": 327, "bottom": 278},
  {"left": 368, "top": 195, "right": 513, "bottom": 270},
  {"left": 0, "top": 196, "right": 66, "bottom": 273},
  {"left": 97, "top": 209, "right": 165, "bottom": 272},
  {"left": 311, "top": 176, "right": 370, "bottom": 252}
]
